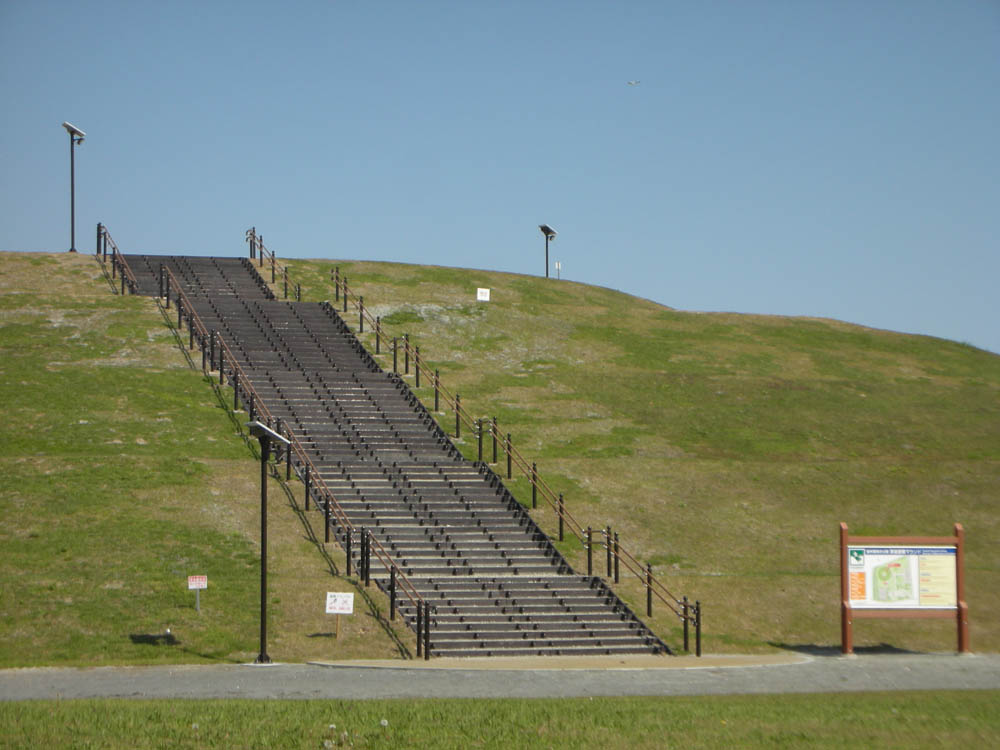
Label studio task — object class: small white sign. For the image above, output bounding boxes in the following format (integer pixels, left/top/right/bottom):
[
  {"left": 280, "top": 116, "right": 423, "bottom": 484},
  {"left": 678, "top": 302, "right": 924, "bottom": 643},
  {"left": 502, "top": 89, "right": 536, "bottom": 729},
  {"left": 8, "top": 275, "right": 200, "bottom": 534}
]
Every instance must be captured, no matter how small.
[
  {"left": 187, "top": 575, "right": 208, "bottom": 590},
  {"left": 326, "top": 592, "right": 354, "bottom": 615},
  {"left": 477, "top": 288, "right": 491, "bottom": 302}
]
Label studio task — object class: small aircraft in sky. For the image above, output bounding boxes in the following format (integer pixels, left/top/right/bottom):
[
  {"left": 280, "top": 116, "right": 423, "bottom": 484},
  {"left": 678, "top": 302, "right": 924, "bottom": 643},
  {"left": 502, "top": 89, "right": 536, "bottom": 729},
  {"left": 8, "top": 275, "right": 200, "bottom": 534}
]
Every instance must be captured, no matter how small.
[{"left": 627, "top": 80, "right": 640, "bottom": 86}]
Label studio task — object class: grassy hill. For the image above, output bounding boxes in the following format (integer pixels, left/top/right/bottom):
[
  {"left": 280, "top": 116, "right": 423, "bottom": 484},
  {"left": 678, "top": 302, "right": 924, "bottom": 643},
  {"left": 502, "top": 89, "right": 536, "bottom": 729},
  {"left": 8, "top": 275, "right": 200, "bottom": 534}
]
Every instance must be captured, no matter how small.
[
  {"left": 1, "top": 250, "right": 997, "bottom": 665},
  {"left": 282, "top": 257, "right": 1000, "bottom": 654},
  {"left": 0, "top": 252, "right": 412, "bottom": 667}
]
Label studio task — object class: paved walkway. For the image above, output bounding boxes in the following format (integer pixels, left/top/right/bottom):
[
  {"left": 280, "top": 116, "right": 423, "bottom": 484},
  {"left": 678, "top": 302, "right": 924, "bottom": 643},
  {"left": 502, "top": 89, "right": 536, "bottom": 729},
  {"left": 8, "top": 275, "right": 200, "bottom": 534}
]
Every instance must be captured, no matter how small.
[{"left": 2, "top": 652, "right": 998, "bottom": 700}]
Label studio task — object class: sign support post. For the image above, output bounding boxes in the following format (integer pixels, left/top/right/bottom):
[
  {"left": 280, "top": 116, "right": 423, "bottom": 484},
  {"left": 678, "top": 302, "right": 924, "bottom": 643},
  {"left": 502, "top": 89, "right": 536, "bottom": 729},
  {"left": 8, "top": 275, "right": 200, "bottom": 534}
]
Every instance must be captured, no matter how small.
[{"left": 840, "top": 522, "right": 969, "bottom": 655}]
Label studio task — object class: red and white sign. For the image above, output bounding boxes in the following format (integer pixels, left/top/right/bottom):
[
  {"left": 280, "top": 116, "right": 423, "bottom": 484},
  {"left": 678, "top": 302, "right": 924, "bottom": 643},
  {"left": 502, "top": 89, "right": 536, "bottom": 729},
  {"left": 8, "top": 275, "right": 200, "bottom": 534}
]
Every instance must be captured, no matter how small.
[
  {"left": 325, "top": 592, "right": 354, "bottom": 615},
  {"left": 187, "top": 575, "right": 208, "bottom": 590}
]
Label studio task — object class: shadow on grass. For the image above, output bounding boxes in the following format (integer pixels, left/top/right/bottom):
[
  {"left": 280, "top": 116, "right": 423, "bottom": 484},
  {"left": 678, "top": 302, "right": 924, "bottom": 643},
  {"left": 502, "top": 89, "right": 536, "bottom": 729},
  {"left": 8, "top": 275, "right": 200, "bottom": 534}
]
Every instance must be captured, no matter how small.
[
  {"left": 129, "top": 632, "right": 179, "bottom": 646},
  {"left": 769, "top": 642, "right": 924, "bottom": 656}
]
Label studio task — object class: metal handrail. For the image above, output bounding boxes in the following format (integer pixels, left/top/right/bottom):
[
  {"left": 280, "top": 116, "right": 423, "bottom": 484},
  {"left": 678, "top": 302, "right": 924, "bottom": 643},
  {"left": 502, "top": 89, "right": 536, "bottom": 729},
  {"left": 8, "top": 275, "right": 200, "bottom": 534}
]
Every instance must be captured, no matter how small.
[
  {"left": 96, "top": 224, "right": 139, "bottom": 294},
  {"left": 160, "top": 264, "right": 426, "bottom": 615},
  {"left": 330, "top": 269, "right": 698, "bottom": 628}
]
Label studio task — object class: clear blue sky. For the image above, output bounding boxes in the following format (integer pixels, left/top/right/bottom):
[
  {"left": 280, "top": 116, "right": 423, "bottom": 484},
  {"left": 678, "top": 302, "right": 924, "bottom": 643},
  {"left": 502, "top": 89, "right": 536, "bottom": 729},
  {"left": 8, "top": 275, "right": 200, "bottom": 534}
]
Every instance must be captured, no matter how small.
[{"left": 3, "top": 1, "right": 998, "bottom": 353}]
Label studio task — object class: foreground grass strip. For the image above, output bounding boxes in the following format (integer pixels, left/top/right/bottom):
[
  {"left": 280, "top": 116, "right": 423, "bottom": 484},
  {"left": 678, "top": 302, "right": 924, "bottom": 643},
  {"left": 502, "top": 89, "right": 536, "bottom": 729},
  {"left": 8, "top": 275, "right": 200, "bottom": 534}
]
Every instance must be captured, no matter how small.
[{"left": 2, "top": 691, "right": 998, "bottom": 748}]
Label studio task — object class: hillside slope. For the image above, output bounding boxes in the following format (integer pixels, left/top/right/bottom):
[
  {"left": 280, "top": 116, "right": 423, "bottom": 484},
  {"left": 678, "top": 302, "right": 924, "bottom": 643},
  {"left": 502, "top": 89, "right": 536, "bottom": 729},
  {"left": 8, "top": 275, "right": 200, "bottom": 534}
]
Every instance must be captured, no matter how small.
[
  {"left": 0, "top": 252, "right": 411, "bottom": 666},
  {"left": 2, "top": 250, "right": 997, "bottom": 659},
  {"left": 282, "top": 257, "right": 1000, "bottom": 653}
]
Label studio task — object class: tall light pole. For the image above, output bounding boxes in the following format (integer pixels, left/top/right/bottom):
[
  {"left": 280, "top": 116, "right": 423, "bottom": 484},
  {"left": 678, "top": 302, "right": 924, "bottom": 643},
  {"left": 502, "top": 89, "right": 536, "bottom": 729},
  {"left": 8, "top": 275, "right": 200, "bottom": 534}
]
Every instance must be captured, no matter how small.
[
  {"left": 247, "top": 420, "right": 290, "bottom": 664},
  {"left": 539, "top": 224, "right": 557, "bottom": 278},
  {"left": 62, "top": 122, "right": 85, "bottom": 253}
]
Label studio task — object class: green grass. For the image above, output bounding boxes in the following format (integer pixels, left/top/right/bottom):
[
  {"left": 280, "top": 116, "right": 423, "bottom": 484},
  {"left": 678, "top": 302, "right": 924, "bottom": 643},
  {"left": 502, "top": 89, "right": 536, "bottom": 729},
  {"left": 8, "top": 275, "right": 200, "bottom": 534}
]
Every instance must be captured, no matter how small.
[
  {"left": 1, "top": 691, "right": 997, "bottom": 748},
  {"left": 3, "top": 250, "right": 998, "bottom": 664},
  {"left": 0, "top": 252, "right": 412, "bottom": 668},
  {"left": 281, "top": 256, "right": 1000, "bottom": 654}
]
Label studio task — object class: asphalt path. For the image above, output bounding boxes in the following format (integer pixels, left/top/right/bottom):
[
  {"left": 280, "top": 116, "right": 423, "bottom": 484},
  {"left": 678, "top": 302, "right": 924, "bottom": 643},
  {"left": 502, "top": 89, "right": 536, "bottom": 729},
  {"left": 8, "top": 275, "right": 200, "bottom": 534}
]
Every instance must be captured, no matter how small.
[{"left": 2, "top": 652, "right": 998, "bottom": 701}]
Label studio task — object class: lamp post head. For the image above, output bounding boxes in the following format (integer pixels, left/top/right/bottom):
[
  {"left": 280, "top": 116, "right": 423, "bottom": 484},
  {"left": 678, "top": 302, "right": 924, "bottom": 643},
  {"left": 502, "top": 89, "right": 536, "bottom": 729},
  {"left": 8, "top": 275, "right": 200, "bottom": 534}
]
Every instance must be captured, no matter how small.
[
  {"left": 247, "top": 420, "right": 290, "bottom": 446},
  {"left": 62, "top": 121, "right": 85, "bottom": 144},
  {"left": 539, "top": 224, "right": 557, "bottom": 241}
]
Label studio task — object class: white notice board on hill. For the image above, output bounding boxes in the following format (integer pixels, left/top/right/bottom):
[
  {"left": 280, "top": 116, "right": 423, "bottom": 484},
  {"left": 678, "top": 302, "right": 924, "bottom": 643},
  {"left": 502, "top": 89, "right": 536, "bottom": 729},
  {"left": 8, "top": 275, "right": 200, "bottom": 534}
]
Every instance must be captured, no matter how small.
[{"left": 325, "top": 592, "right": 354, "bottom": 615}]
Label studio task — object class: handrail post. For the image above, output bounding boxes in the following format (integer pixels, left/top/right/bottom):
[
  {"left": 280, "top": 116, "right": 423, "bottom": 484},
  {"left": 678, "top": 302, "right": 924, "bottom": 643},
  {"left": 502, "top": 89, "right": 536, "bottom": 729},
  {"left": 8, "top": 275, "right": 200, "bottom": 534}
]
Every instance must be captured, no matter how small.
[
  {"left": 613, "top": 532, "right": 620, "bottom": 583},
  {"left": 200, "top": 334, "right": 207, "bottom": 373},
  {"left": 359, "top": 296, "right": 364, "bottom": 333},
  {"left": 424, "top": 604, "right": 431, "bottom": 660},
  {"left": 646, "top": 563, "right": 653, "bottom": 617},
  {"left": 683, "top": 596, "right": 690, "bottom": 652},
  {"left": 209, "top": 329, "right": 216, "bottom": 370},
  {"left": 334, "top": 267, "right": 339, "bottom": 301},
  {"left": 188, "top": 314, "right": 194, "bottom": 350},
  {"left": 392, "top": 338, "right": 398, "bottom": 373},
  {"left": 363, "top": 528, "right": 371, "bottom": 587},
  {"left": 295, "top": 283, "right": 301, "bottom": 302},
  {"left": 531, "top": 463, "right": 537, "bottom": 508},
  {"left": 389, "top": 567, "right": 396, "bottom": 621},
  {"left": 305, "top": 465, "right": 311, "bottom": 511},
  {"left": 414, "top": 347, "right": 420, "bottom": 388},
  {"left": 324, "top": 493, "right": 331, "bottom": 544},
  {"left": 606, "top": 526, "right": 612, "bottom": 577},
  {"left": 270, "top": 254, "right": 275, "bottom": 283},
  {"left": 695, "top": 601, "right": 702, "bottom": 657},
  {"left": 283, "top": 269, "right": 288, "bottom": 299},
  {"left": 492, "top": 418, "right": 498, "bottom": 463},
  {"left": 477, "top": 419, "right": 483, "bottom": 462},
  {"left": 158, "top": 264, "right": 164, "bottom": 299},
  {"left": 506, "top": 434, "right": 512, "bottom": 479},
  {"left": 434, "top": 370, "right": 440, "bottom": 411},
  {"left": 96, "top": 223, "right": 101, "bottom": 255},
  {"left": 404, "top": 334, "right": 409, "bottom": 374},
  {"left": 233, "top": 375, "right": 240, "bottom": 412},
  {"left": 342, "top": 277, "right": 348, "bottom": 313},
  {"left": 558, "top": 494, "right": 564, "bottom": 541},
  {"left": 416, "top": 602, "right": 423, "bottom": 658},
  {"left": 375, "top": 317, "right": 381, "bottom": 354},
  {"left": 455, "top": 395, "right": 461, "bottom": 438},
  {"left": 587, "top": 527, "right": 593, "bottom": 576},
  {"left": 345, "top": 529, "right": 352, "bottom": 577}
]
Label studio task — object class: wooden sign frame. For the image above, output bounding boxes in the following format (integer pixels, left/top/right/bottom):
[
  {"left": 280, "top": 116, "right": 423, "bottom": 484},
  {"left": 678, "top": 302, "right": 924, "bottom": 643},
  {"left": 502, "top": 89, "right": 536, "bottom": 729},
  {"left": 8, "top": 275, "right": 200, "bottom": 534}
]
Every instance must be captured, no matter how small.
[{"left": 840, "top": 522, "right": 969, "bottom": 654}]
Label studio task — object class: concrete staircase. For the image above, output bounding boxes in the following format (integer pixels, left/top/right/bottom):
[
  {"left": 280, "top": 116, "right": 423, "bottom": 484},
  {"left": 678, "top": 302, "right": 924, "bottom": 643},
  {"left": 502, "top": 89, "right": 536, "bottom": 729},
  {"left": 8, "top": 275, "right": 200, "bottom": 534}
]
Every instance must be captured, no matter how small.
[{"left": 124, "top": 254, "right": 668, "bottom": 657}]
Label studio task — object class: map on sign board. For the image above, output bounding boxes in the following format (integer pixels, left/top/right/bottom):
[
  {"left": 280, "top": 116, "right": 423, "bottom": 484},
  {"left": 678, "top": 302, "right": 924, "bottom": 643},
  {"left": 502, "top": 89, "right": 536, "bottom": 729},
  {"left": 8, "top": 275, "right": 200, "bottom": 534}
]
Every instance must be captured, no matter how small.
[
  {"left": 847, "top": 546, "right": 956, "bottom": 609},
  {"left": 325, "top": 592, "right": 354, "bottom": 615}
]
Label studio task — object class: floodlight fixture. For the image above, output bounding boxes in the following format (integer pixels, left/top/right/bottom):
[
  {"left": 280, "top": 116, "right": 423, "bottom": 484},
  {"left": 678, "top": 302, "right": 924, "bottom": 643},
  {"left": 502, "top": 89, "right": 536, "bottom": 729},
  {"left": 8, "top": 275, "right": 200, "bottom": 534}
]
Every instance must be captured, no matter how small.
[
  {"left": 246, "top": 420, "right": 290, "bottom": 665},
  {"left": 62, "top": 122, "right": 86, "bottom": 252},
  {"left": 539, "top": 224, "right": 557, "bottom": 278}
]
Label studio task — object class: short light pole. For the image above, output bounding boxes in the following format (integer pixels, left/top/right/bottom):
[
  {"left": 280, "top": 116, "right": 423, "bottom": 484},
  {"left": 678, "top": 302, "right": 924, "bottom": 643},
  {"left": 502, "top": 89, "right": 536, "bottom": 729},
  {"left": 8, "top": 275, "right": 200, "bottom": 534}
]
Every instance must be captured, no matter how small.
[
  {"left": 539, "top": 224, "right": 556, "bottom": 278},
  {"left": 247, "top": 420, "right": 290, "bottom": 665},
  {"left": 62, "top": 122, "right": 85, "bottom": 253}
]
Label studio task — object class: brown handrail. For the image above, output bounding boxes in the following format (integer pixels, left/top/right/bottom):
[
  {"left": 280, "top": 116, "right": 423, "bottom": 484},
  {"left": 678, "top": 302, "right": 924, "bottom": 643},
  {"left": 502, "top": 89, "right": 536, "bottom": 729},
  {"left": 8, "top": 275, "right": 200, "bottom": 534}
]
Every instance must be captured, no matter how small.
[
  {"left": 96, "top": 224, "right": 139, "bottom": 295},
  {"left": 160, "top": 264, "right": 425, "bottom": 614},
  {"left": 328, "top": 268, "right": 698, "bottom": 629}
]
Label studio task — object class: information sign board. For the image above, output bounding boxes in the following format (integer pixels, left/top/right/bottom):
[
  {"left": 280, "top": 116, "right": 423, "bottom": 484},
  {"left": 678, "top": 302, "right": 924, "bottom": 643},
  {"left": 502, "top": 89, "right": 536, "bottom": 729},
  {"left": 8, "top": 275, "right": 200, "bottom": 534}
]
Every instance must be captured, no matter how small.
[
  {"left": 187, "top": 575, "right": 208, "bottom": 590},
  {"left": 477, "top": 288, "right": 490, "bottom": 302},
  {"left": 839, "top": 523, "right": 968, "bottom": 654},
  {"left": 325, "top": 592, "right": 354, "bottom": 615},
  {"left": 847, "top": 545, "right": 957, "bottom": 609}
]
